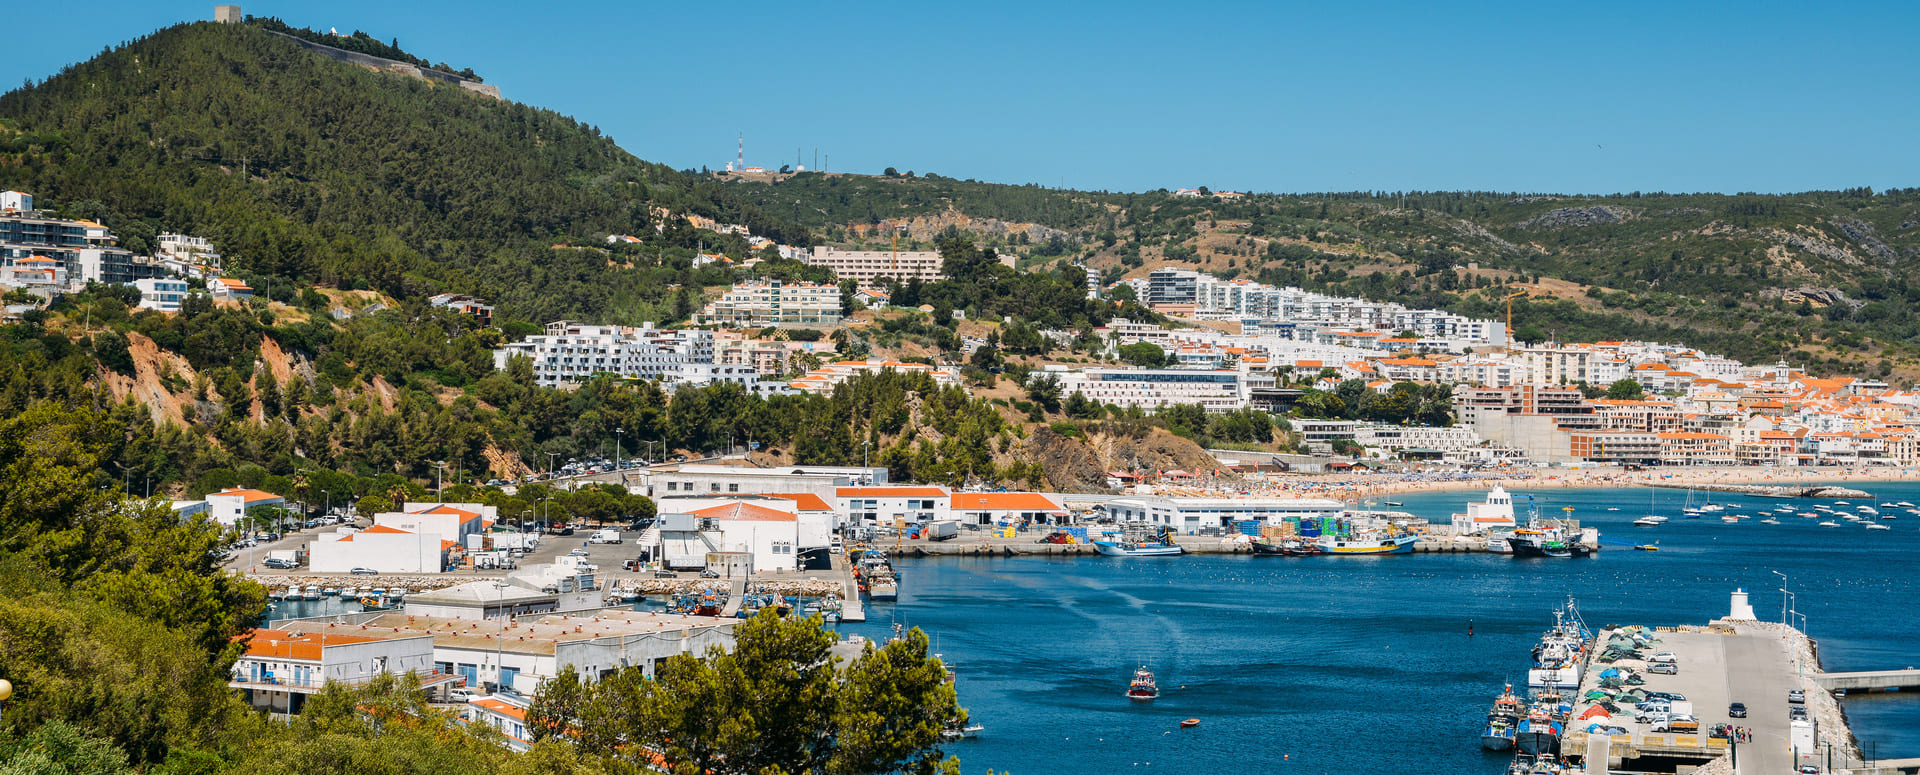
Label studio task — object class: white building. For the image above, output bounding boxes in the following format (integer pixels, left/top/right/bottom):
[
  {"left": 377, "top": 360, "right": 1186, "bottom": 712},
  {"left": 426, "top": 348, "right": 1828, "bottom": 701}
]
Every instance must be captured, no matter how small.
[
  {"left": 1053, "top": 367, "right": 1249, "bottom": 413},
  {"left": 493, "top": 321, "right": 713, "bottom": 388},
  {"left": 307, "top": 524, "right": 454, "bottom": 574},
  {"left": 278, "top": 609, "right": 739, "bottom": 697},
  {"left": 1102, "top": 496, "right": 1346, "bottom": 533},
  {"left": 645, "top": 463, "right": 885, "bottom": 499},
  {"left": 207, "top": 277, "right": 253, "bottom": 301},
  {"left": 696, "top": 280, "right": 843, "bottom": 327},
  {"left": 804, "top": 246, "right": 944, "bottom": 283},
  {"left": 837, "top": 485, "right": 952, "bottom": 527},
  {"left": 686, "top": 501, "right": 804, "bottom": 572},
  {"left": 134, "top": 278, "right": 191, "bottom": 311},
  {"left": 228, "top": 627, "right": 455, "bottom": 714},
  {"left": 204, "top": 488, "right": 287, "bottom": 527},
  {"left": 949, "top": 492, "right": 1067, "bottom": 526}
]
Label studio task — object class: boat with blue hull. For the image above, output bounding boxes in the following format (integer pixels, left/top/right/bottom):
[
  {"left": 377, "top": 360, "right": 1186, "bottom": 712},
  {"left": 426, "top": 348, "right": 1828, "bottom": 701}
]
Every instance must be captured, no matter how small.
[
  {"left": 1093, "top": 526, "right": 1184, "bottom": 557},
  {"left": 1481, "top": 684, "right": 1524, "bottom": 751}
]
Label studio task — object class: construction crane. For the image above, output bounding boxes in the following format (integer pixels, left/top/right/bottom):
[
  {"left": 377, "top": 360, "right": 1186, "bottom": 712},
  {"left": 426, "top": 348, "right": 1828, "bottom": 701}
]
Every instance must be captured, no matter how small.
[{"left": 1504, "top": 290, "right": 1529, "bottom": 345}]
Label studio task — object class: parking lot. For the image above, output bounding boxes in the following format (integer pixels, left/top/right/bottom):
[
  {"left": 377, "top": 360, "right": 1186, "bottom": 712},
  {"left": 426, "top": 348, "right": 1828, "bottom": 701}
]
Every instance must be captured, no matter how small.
[{"left": 1592, "top": 626, "right": 1807, "bottom": 774}]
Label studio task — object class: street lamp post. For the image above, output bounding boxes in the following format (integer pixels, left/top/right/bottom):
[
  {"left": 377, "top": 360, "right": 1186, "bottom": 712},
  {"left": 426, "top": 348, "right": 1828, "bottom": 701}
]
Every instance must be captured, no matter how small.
[
  {"left": 1773, "top": 570, "right": 1789, "bottom": 626},
  {"left": 615, "top": 427, "right": 624, "bottom": 489},
  {"left": 433, "top": 461, "right": 448, "bottom": 498}
]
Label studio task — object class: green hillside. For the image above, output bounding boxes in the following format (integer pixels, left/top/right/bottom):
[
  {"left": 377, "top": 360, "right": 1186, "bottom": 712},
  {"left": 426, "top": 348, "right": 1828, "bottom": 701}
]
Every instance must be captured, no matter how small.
[
  {"left": 0, "top": 20, "right": 801, "bottom": 323},
  {"left": 730, "top": 174, "right": 1920, "bottom": 375}
]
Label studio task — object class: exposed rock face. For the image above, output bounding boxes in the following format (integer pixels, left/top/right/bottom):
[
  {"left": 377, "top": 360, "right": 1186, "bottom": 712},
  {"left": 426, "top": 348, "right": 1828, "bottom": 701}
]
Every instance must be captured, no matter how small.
[
  {"left": 1781, "top": 286, "right": 1864, "bottom": 309},
  {"left": 1521, "top": 206, "right": 1637, "bottom": 229},
  {"left": 1831, "top": 216, "right": 1898, "bottom": 262}
]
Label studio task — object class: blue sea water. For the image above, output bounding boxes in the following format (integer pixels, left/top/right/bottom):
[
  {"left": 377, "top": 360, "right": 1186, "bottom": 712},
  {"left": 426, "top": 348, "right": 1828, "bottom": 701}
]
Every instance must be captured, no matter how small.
[{"left": 841, "top": 484, "right": 1920, "bottom": 775}]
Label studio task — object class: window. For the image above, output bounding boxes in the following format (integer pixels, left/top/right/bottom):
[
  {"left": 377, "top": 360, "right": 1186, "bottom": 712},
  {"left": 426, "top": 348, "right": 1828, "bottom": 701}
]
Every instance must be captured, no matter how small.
[
  {"left": 710, "top": 483, "right": 721, "bottom": 492},
  {"left": 666, "top": 481, "right": 678, "bottom": 491},
  {"left": 728, "top": 483, "right": 739, "bottom": 492}
]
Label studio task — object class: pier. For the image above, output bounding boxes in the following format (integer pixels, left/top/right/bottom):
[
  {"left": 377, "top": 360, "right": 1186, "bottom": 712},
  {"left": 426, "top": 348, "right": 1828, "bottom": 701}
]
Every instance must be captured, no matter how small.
[
  {"left": 1649, "top": 482, "right": 1871, "bottom": 499},
  {"left": 1814, "top": 668, "right": 1920, "bottom": 693}
]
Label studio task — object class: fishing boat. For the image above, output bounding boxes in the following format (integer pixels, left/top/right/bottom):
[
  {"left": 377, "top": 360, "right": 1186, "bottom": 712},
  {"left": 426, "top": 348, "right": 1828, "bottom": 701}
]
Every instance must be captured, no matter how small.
[
  {"left": 1314, "top": 531, "right": 1417, "bottom": 554},
  {"left": 302, "top": 585, "right": 322, "bottom": 600},
  {"left": 1250, "top": 538, "right": 1320, "bottom": 556},
  {"left": 358, "top": 595, "right": 398, "bottom": 611},
  {"left": 1527, "top": 599, "right": 1589, "bottom": 690},
  {"left": 1093, "top": 526, "right": 1185, "bottom": 557},
  {"left": 1485, "top": 526, "right": 1518, "bottom": 554},
  {"left": 1126, "top": 666, "right": 1159, "bottom": 700},
  {"left": 1481, "top": 684, "right": 1523, "bottom": 751},
  {"left": 1514, "top": 716, "right": 1564, "bottom": 756}
]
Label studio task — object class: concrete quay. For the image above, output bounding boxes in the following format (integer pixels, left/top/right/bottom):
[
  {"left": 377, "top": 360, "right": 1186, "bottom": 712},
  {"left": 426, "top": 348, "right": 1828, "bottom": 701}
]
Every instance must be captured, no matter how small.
[
  {"left": 1649, "top": 482, "right": 1872, "bottom": 499},
  {"left": 1562, "top": 619, "right": 1866, "bottom": 775},
  {"left": 901, "top": 533, "right": 1498, "bottom": 557}
]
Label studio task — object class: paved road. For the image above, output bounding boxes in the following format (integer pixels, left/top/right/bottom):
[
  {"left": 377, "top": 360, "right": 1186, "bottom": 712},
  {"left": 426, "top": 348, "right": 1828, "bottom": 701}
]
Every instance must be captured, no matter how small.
[{"left": 1723, "top": 630, "right": 1799, "bottom": 774}]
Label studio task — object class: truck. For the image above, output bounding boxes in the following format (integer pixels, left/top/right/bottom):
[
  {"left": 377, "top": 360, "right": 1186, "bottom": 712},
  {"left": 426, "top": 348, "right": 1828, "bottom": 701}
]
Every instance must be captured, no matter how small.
[
  {"left": 924, "top": 520, "right": 960, "bottom": 542},
  {"left": 588, "top": 529, "right": 623, "bottom": 544},
  {"left": 492, "top": 532, "right": 539, "bottom": 551}
]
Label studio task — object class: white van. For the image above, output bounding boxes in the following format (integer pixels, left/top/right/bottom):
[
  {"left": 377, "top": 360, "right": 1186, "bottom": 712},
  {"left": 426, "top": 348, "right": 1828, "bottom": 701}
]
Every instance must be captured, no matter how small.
[
  {"left": 588, "top": 529, "right": 622, "bottom": 544},
  {"left": 449, "top": 687, "right": 480, "bottom": 702}
]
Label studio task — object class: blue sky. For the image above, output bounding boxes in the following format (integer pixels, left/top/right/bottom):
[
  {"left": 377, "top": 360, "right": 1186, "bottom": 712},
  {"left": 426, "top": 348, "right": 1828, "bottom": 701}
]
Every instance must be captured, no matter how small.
[{"left": 9, "top": 1, "right": 1920, "bottom": 195}]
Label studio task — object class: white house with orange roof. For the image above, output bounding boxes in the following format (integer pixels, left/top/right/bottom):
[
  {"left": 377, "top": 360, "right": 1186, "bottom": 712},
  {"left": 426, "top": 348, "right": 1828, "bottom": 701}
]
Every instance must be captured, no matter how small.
[
  {"left": 207, "top": 276, "right": 253, "bottom": 301},
  {"left": 1, "top": 255, "right": 67, "bottom": 290},
  {"left": 464, "top": 695, "right": 534, "bottom": 752},
  {"left": 685, "top": 501, "right": 803, "bottom": 571},
  {"left": 375, "top": 502, "right": 494, "bottom": 546},
  {"left": 949, "top": 492, "right": 1067, "bottom": 526},
  {"left": 307, "top": 523, "right": 459, "bottom": 573},
  {"left": 204, "top": 487, "right": 287, "bottom": 526},
  {"left": 228, "top": 627, "right": 451, "bottom": 714},
  {"left": 837, "top": 485, "right": 951, "bottom": 527}
]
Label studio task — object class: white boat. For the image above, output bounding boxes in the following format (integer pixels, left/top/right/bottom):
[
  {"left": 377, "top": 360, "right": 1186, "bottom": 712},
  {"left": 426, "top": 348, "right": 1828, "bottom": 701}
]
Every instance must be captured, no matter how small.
[
  {"left": 341, "top": 587, "right": 359, "bottom": 599},
  {"left": 267, "top": 587, "right": 287, "bottom": 600},
  {"left": 1605, "top": 507, "right": 1620, "bottom": 512},
  {"left": 1485, "top": 526, "right": 1518, "bottom": 554},
  {"left": 321, "top": 587, "right": 339, "bottom": 597},
  {"left": 302, "top": 585, "right": 322, "bottom": 600},
  {"left": 1865, "top": 523, "right": 1891, "bottom": 531},
  {"left": 1633, "top": 517, "right": 1662, "bottom": 527},
  {"left": 1720, "top": 516, "right": 1739, "bottom": 523},
  {"left": 1818, "top": 521, "right": 1841, "bottom": 528},
  {"left": 1761, "top": 518, "right": 1780, "bottom": 525}
]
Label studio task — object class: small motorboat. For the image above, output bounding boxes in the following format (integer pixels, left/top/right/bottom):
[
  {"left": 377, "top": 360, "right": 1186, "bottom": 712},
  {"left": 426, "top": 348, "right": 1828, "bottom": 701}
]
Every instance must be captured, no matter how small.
[
  {"left": 1633, "top": 544, "right": 1659, "bottom": 551},
  {"left": 1181, "top": 718, "right": 1200, "bottom": 728},
  {"left": 1127, "top": 666, "right": 1159, "bottom": 700},
  {"left": 1817, "top": 521, "right": 1840, "bottom": 528},
  {"left": 1633, "top": 517, "right": 1661, "bottom": 527},
  {"left": 1865, "top": 523, "right": 1891, "bottom": 531},
  {"left": 1760, "top": 518, "right": 1780, "bottom": 525}
]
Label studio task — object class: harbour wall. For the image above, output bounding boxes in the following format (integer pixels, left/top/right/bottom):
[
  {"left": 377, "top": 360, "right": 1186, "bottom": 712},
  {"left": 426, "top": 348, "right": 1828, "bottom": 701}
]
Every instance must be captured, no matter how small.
[{"left": 1649, "top": 483, "right": 1870, "bottom": 499}]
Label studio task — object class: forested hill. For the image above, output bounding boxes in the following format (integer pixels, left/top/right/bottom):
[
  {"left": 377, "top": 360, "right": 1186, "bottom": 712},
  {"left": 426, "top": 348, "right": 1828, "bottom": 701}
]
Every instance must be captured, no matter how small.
[
  {"left": 731, "top": 173, "right": 1920, "bottom": 375},
  {"left": 0, "top": 20, "right": 800, "bottom": 323}
]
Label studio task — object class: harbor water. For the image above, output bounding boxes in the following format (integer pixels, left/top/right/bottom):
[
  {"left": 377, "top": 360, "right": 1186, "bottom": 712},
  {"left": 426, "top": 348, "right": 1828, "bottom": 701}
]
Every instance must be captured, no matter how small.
[{"left": 840, "top": 484, "right": 1920, "bottom": 774}]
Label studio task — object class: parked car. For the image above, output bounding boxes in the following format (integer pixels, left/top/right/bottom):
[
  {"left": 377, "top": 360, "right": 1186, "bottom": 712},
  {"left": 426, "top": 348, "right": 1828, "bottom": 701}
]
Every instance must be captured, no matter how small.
[
  {"left": 1790, "top": 705, "right": 1810, "bottom": 721},
  {"left": 1788, "top": 688, "right": 1806, "bottom": 703},
  {"left": 700, "top": 568, "right": 720, "bottom": 578},
  {"left": 449, "top": 688, "right": 480, "bottom": 702},
  {"left": 262, "top": 558, "right": 296, "bottom": 569},
  {"left": 568, "top": 548, "right": 589, "bottom": 557},
  {"left": 1648, "top": 663, "right": 1678, "bottom": 675},
  {"left": 1648, "top": 651, "right": 1678, "bottom": 663},
  {"left": 653, "top": 569, "right": 677, "bottom": 578},
  {"left": 1728, "top": 702, "right": 1747, "bottom": 718},
  {"left": 1646, "top": 692, "right": 1687, "bottom": 702},
  {"left": 350, "top": 567, "right": 378, "bottom": 575}
]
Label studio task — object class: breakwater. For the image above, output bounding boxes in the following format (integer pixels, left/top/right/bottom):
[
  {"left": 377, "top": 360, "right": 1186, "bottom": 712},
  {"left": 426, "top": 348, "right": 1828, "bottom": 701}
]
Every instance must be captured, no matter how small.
[{"left": 1648, "top": 482, "right": 1870, "bottom": 499}]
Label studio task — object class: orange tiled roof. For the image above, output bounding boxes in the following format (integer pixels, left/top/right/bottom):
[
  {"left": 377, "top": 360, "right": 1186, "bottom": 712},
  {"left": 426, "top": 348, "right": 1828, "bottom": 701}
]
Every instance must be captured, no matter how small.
[
  {"left": 949, "top": 492, "right": 1061, "bottom": 511},
  {"left": 765, "top": 493, "right": 834, "bottom": 511},
  {"left": 689, "top": 502, "right": 796, "bottom": 522}
]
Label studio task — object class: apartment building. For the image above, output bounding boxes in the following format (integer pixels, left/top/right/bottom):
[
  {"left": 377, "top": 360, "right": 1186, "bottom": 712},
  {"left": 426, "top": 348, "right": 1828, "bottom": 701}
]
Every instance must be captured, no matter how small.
[
  {"left": 696, "top": 280, "right": 843, "bottom": 327},
  {"left": 1, "top": 191, "right": 157, "bottom": 289},
  {"left": 493, "top": 321, "right": 714, "bottom": 388},
  {"left": 786, "top": 358, "right": 962, "bottom": 395},
  {"left": 804, "top": 246, "right": 944, "bottom": 283},
  {"left": 1052, "top": 367, "right": 1248, "bottom": 413}
]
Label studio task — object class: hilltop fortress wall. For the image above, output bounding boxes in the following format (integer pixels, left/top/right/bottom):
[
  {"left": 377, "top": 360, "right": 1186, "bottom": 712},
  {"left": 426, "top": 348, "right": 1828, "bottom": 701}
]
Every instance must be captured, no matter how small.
[{"left": 261, "top": 29, "right": 502, "bottom": 100}]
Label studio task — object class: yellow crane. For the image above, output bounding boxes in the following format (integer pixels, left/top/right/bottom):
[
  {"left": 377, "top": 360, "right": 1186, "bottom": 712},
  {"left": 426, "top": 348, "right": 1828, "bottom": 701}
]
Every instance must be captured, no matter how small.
[{"left": 1503, "top": 290, "right": 1528, "bottom": 345}]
